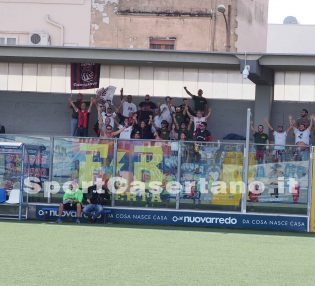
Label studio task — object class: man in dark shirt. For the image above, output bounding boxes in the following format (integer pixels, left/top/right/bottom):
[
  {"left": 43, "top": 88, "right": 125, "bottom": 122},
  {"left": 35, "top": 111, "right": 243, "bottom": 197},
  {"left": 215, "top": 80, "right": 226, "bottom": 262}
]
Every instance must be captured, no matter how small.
[
  {"left": 173, "top": 106, "right": 185, "bottom": 126},
  {"left": 159, "top": 120, "right": 171, "bottom": 140},
  {"left": 184, "top": 86, "right": 208, "bottom": 114},
  {"left": 251, "top": 124, "right": 269, "bottom": 164},
  {"left": 296, "top": 109, "right": 310, "bottom": 128},
  {"left": 194, "top": 122, "right": 212, "bottom": 142},
  {"left": 0, "top": 124, "right": 5, "bottom": 134},
  {"left": 136, "top": 103, "right": 154, "bottom": 124},
  {"left": 133, "top": 117, "right": 153, "bottom": 139},
  {"left": 179, "top": 98, "right": 194, "bottom": 121},
  {"left": 82, "top": 183, "right": 110, "bottom": 222},
  {"left": 139, "top": 94, "right": 157, "bottom": 111}
]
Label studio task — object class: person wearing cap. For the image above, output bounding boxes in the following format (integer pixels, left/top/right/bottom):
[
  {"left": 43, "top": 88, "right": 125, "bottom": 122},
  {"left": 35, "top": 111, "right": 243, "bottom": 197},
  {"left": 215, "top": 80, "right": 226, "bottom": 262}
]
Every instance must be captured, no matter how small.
[
  {"left": 133, "top": 130, "right": 141, "bottom": 139},
  {"left": 160, "top": 96, "right": 175, "bottom": 124},
  {"left": 193, "top": 122, "right": 212, "bottom": 142},
  {"left": 264, "top": 116, "right": 292, "bottom": 162},
  {"left": 183, "top": 86, "right": 208, "bottom": 113}
]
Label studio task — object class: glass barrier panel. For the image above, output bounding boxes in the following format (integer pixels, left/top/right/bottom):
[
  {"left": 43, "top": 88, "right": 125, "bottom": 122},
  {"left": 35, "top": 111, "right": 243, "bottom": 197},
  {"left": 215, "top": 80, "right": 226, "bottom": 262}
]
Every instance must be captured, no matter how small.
[
  {"left": 0, "top": 143, "right": 27, "bottom": 217},
  {"left": 0, "top": 134, "right": 51, "bottom": 203},
  {"left": 51, "top": 137, "right": 114, "bottom": 204},
  {"left": 114, "top": 139, "right": 178, "bottom": 208},
  {"left": 179, "top": 141, "right": 244, "bottom": 211},
  {"left": 247, "top": 143, "right": 308, "bottom": 215}
]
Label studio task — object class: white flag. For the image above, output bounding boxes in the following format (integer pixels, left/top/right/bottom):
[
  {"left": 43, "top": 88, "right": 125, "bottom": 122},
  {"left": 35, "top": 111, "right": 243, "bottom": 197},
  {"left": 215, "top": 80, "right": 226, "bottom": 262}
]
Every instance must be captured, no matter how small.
[{"left": 96, "top": 86, "right": 116, "bottom": 105}]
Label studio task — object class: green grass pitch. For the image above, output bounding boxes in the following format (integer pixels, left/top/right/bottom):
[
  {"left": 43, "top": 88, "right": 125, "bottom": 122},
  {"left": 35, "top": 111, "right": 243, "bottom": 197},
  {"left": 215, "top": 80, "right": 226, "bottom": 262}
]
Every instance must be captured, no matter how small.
[{"left": 0, "top": 221, "right": 315, "bottom": 286}]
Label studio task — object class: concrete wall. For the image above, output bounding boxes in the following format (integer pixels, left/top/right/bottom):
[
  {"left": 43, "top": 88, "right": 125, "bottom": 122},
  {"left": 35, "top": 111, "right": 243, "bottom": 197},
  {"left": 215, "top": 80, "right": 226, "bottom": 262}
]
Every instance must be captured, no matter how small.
[
  {"left": 0, "top": 63, "right": 256, "bottom": 100},
  {"left": 0, "top": 0, "right": 91, "bottom": 46},
  {"left": 0, "top": 91, "right": 254, "bottom": 139},
  {"left": 91, "top": 0, "right": 224, "bottom": 51},
  {"left": 91, "top": 0, "right": 268, "bottom": 52},
  {"left": 274, "top": 71, "right": 315, "bottom": 102},
  {"left": 0, "top": 91, "right": 72, "bottom": 136},
  {"left": 267, "top": 24, "right": 315, "bottom": 54},
  {"left": 1, "top": 90, "right": 314, "bottom": 144}
]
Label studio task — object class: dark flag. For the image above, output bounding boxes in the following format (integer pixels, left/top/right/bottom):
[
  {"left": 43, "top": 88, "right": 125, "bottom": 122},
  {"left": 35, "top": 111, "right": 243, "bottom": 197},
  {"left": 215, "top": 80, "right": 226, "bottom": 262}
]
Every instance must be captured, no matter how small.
[{"left": 71, "top": 63, "right": 100, "bottom": 90}]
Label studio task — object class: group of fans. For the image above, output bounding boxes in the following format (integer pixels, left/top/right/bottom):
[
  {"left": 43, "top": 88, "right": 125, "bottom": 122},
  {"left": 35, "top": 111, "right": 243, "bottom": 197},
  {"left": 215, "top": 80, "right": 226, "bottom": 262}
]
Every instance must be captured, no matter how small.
[
  {"left": 68, "top": 87, "right": 314, "bottom": 163},
  {"left": 60, "top": 95, "right": 315, "bottom": 224},
  {"left": 69, "top": 87, "right": 212, "bottom": 142},
  {"left": 252, "top": 108, "right": 314, "bottom": 163}
]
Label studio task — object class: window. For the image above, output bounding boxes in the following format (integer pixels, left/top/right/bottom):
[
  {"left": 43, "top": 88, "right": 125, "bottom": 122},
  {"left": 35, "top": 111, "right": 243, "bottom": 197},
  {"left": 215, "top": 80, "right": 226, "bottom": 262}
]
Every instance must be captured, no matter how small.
[
  {"left": 149, "top": 38, "right": 176, "bottom": 50},
  {"left": 7, "top": 38, "right": 17, "bottom": 45},
  {"left": 0, "top": 37, "right": 17, "bottom": 45}
]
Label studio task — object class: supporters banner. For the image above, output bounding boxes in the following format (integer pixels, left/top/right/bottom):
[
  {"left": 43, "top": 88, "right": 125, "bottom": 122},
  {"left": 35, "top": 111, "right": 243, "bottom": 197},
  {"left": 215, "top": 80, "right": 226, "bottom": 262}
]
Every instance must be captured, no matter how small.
[
  {"left": 70, "top": 63, "right": 100, "bottom": 90},
  {"left": 310, "top": 148, "right": 315, "bottom": 232},
  {"left": 51, "top": 139, "right": 244, "bottom": 207}
]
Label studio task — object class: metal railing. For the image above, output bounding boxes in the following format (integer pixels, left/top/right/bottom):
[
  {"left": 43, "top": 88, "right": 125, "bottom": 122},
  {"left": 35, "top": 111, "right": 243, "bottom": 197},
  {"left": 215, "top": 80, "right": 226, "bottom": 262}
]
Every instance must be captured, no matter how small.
[{"left": 0, "top": 133, "right": 312, "bottom": 216}]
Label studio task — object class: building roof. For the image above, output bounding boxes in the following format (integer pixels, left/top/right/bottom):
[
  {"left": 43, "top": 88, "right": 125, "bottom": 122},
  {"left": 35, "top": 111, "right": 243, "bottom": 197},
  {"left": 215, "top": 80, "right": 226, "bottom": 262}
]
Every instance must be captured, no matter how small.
[{"left": 1, "top": 45, "right": 315, "bottom": 72}]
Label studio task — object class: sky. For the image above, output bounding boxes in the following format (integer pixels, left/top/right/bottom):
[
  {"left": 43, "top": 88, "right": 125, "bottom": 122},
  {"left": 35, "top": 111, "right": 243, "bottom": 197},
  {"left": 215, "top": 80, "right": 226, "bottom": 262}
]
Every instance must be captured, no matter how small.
[{"left": 268, "top": 0, "right": 315, "bottom": 24}]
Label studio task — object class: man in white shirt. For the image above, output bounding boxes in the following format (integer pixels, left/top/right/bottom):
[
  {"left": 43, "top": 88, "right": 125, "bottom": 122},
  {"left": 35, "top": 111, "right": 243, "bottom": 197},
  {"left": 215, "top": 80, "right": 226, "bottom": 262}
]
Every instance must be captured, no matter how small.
[
  {"left": 290, "top": 114, "right": 314, "bottom": 161},
  {"left": 186, "top": 107, "right": 212, "bottom": 131},
  {"left": 152, "top": 108, "right": 162, "bottom": 133},
  {"left": 160, "top": 96, "right": 175, "bottom": 124},
  {"left": 101, "top": 106, "right": 117, "bottom": 128},
  {"left": 264, "top": 117, "right": 292, "bottom": 162},
  {"left": 119, "top": 118, "right": 134, "bottom": 139},
  {"left": 120, "top": 89, "right": 137, "bottom": 118}
]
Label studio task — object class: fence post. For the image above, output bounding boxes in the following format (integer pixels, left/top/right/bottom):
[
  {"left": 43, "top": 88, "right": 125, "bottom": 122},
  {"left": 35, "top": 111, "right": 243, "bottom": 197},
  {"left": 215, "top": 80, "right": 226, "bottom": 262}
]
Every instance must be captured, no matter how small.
[
  {"left": 241, "top": 108, "right": 251, "bottom": 213},
  {"left": 176, "top": 142, "right": 182, "bottom": 210},
  {"left": 18, "top": 143, "right": 25, "bottom": 221},
  {"left": 111, "top": 139, "right": 118, "bottom": 207},
  {"left": 307, "top": 147, "right": 313, "bottom": 232},
  {"left": 47, "top": 136, "right": 54, "bottom": 204}
]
